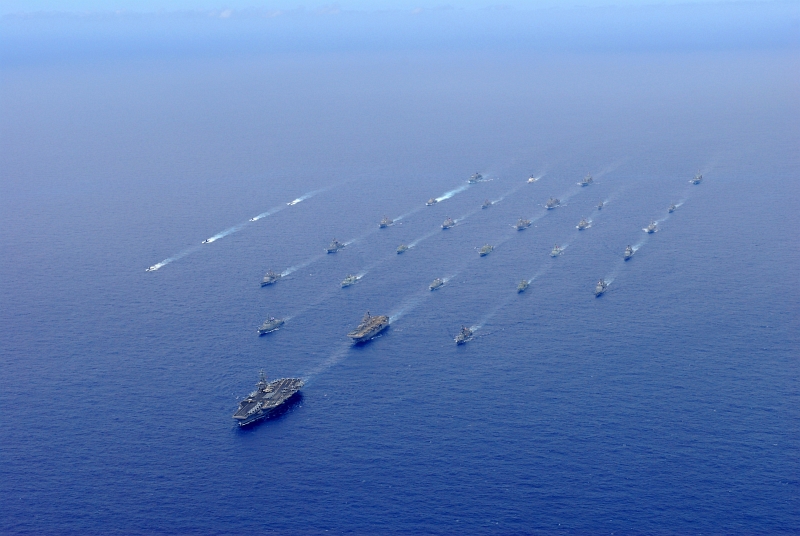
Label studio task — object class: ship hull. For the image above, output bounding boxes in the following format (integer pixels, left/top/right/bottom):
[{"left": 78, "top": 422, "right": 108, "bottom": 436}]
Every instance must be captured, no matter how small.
[{"left": 348, "top": 323, "right": 389, "bottom": 343}]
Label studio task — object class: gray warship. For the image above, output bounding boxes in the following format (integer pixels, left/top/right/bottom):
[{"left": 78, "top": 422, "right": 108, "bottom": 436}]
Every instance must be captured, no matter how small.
[
  {"left": 595, "top": 279, "right": 608, "bottom": 297},
  {"left": 455, "top": 325, "right": 473, "bottom": 345},
  {"left": 442, "top": 217, "right": 455, "bottom": 229},
  {"left": 514, "top": 218, "right": 532, "bottom": 230},
  {"left": 379, "top": 216, "right": 394, "bottom": 228},
  {"left": 550, "top": 244, "right": 563, "bottom": 257},
  {"left": 347, "top": 311, "right": 389, "bottom": 343},
  {"left": 690, "top": 171, "right": 703, "bottom": 185},
  {"left": 517, "top": 280, "right": 529, "bottom": 293},
  {"left": 426, "top": 197, "right": 438, "bottom": 206},
  {"left": 261, "top": 270, "right": 282, "bottom": 286},
  {"left": 645, "top": 221, "right": 658, "bottom": 234},
  {"left": 668, "top": 204, "right": 677, "bottom": 213},
  {"left": 479, "top": 244, "right": 494, "bottom": 256},
  {"left": 624, "top": 245, "right": 634, "bottom": 261},
  {"left": 545, "top": 197, "right": 561, "bottom": 209},
  {"left": 341, "top": 274, "right": 359, "bottom": 288},
  {"left": 258, "top": 316, "right": 285, "bottom": 335},
  {"left": 577, "top": 218, "right": 590, "bottom": 230},
  {"left": 232, "top": 372, "right": 303, "bottom": 427},
  {"left": 429, "top": 278, "right": 445, "bottom": 291},
  {"left": 527, "top": 175, "right": 539, "bottom": 183},
  {"left": 397, "top": 243, "right": 409, "bottom": 254},
  {"left": 579, "top": 173, "right": 594, "bottom": 186},
  {"left": 326, "top": 238, "right": 345, "bottom": 253},
  {"left": 482, "top": 199, "right": 493, "bottom": 209},
  {"left": 468, "top": 172, "right": 483, "bottom": 183},
  {"left": 597, "top": 201, "right": 604, "bottom": 210}
]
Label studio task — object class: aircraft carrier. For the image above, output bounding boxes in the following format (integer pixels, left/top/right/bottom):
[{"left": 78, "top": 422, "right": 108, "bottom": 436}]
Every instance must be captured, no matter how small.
[
  {"left": 348, "top": 311, "right": 389, "bottom": 343},
  {"left": 232, "top": 372, "right": 304, "bottom": 427}
]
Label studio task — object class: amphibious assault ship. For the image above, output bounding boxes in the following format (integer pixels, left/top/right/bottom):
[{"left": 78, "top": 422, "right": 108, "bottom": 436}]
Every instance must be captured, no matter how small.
[
  {"left": 514, "top": 218, "right": 532, "bottom": 230},
  {"left": 479, "top": 244, "right": 494, "bottom": 256},
  {"left": 468, "top": 172, "right": 483, "bottom": 183},
  {"left": 545, "top": 197, "right": 561, "bottom": 209},
  {"left": 261, "top": 270, "right": 282, "bottom": 286},
  {"left": 550, "top": 244, "right": 563, "bottom": 257},
  {"left": 645, "top": 221, "right": 658, "bottom": 234},
  {"left": 517, "top": 280, "right": 529, "bottom": 292},
  {"left": 347, "top": 311, "right": 389, "bottom": 343},
  {"left": 577, "top": 218, "right": 590, "bottom": 230},
  {"left": 379, "top": 216, "right": 394, "bottom": 228},
  {"left": 579, "top": 173, "right": 594, "bottom": 186},
  {"left": 397, "top": 244, "right": 409, "bottom": 254},
  {"left": 442, "top": 217, "right": 455, "bottom": 229},
  {"left": 258, "top": 317, "right": 285, "bottom": 335},
  {"left": 341, "top": 274, "right": 359, "bottom": 288},
  {"left": 429, "top": 278, "right": 445, "bottom": 291},
  {"left": 426, "top": 198, "right": 438, "bottom": 206},
  {"left": 690, "top": 171, "right": 703, "bottom": 185},
  {"left": 482, "top": 199, "right": 493, "bottom": 209},
  {"left": 668, "top": 204, "right": 677, "bottom": 213},
  {"left": 232, "top": 372, "right": 303, "bottom": 427},
  {"left": 326, "top": 238, "right": 345, "bottom": 253},
  {"left": 624, "top": 245, "right": 634, "bottom": 261},
  {"left": 455, "top": 325, "right": 473, "bottom": 345},
  {"left": 595, "top": 279, "right": 609, "bottom": 297}
]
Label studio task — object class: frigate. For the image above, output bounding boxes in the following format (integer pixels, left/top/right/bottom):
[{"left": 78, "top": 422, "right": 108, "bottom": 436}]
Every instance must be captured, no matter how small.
[
  {"left": 426, "top": 198, "right": 438, "bottom": 206},
  {"left": 690, "top": 171, "right": 703, "bottom": 184},
  {"left": 397, "top": 244, "right": 409, "bottom": 254},
  {"left": 482, "top": 199, "right": 493, "bottom": 209},
  {"left": 326, "top": 238, "right": 345, "bottom": 253},
  {"left": 577, "top": 218, "right": 590, "bottom": 230},
  {"left": 579, "top": 173, "right": 594, "bottom": 186},
  {"left": 645, "top": 221, "right": 658, "bottom": 234},
  {"left": 341, "top": 274, "right": 359, "bottom": 287},
  {"left": 468, "top": 172, "right": 483, "bottom": 183},
  {"left": 455, "top": 325, "right": 473, "bottom": 345},
  {"left": 232, "top": 372, "right": 303, "bottom": 427},
  {"left": 595, "top": 279, "right": 608, "bottom": 297},
  {"left": 624, "top": 245, "right": 634, "bottom": 261},
  {"left": 442, "top": 217, "right": 455, "bottom": 229},
  {"left": 379, "top": 216, "right": 394, "bottom": 228},
  {"left": 347, "top": 311, "right": 389, "bottom": 343},
  {"left": 545, "top": 197, "right": 561, "bottom": 209},
  {"left": 258, "top": 317, "right": 285, "bottom": 335},
  {"left": 527, "top": 175, "right": 539, "bottom": 183},
  {"left": 479, "top": 244, "right": 494, "bottom": 256},
  {"left": 261, "top": 270, "right": 282, "bottom": 286},
  {"left": 517, "top": 280, "right": 529, "bottom": 292},
  {"left": 668, "top": 204, "right": 677, "bottom": 213},
  {"left": 514, "top": 218, "right": 532, "bottom": 230},
  {"left": 550, "top": 244, "right": 563, "bottom": 257},
  {"left": 429, "top": 278, "right": 445, "bottom": 291}
]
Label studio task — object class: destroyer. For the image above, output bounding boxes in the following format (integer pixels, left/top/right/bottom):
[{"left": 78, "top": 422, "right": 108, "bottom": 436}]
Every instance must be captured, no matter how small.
[
  {"left": 468, "top": 172, "right": 483, "bottom": 183},
  {"left": 397, "top": 243, "right": 409, "bottom": 254},
  {"left": 347, "top": 311, "right": 389, "bottom": 343},
  {"left": 514, "top": 218, "right": 532, "bottom": 230},
  {"left": 668, "top": 204, "right": 677, "bottom": 213},
  {"left": 527, "top": 175, "right": 539, "bottom": 184},
  {"left": 577, "top": 218, "right": 590, "bottom": 230},
  {"left": 341, "top": 274, "right": 359, "bottom": 288},
  {"left": 690, "top": 171, "right": 703, "bottom": 185},
  {"left": 455, "top": 325, "right": 473, "bottom": 345},
  {"left": 379, "top": 216, "right": 394, "bottom": 228},
  {"left": 232, "top": 372, "right": 303, "bottom": 427},
  {"left": 550, "top": 244, "right": 563, "bottom": 257},
  {"left": 261, "top": 270, "right": 282, "bottom": 286},
  {"left": 258, "top": 316, "right": 285, "bottom": 335},
  {"left": 442, "top": 217, "right": 455, "bottom": 229},
  {"left": 429, "top": 278, "right": 445, "bottom": 291},
  {"left": 326, "top": 238, "right": 345, "bottom": 253},
  {"left": 579, "top": 173, "right": 594, "bottom": 186},
  {"left": 595, "top": 279, "right": 609, "bottom": 297},
  {"left": 597, "top": 201, "right": 604, "bottom": 210},
  {"left": 479, "top": 244, "right": 494, "bottom": 256},
  {"left": 482, "top": 199, "right": 493, "bottom": 209},
  {"left": 517, "top": 280, "right": 529, "bottom": 293},
  {"left": 426, "top": 197, "right": 438, "bottom": 206},
  {"left": 624, "top": 245, "right": 634, "bottom": 261},
  {"left": 545, "top": 197, "right": 561, "bottom": 209},
  {"left": 645, "top": 221, "right": 658, "bottom": 234}
]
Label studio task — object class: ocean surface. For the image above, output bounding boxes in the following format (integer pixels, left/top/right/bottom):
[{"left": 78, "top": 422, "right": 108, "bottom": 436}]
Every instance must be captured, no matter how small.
[{"left": 1, "top": 10, "right": 799, "bottom": 535}]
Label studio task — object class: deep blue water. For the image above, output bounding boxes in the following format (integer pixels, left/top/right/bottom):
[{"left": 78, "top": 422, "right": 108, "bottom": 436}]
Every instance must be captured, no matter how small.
[{"left": 1, "top": 18, "right": 799, "bottom": 535}]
